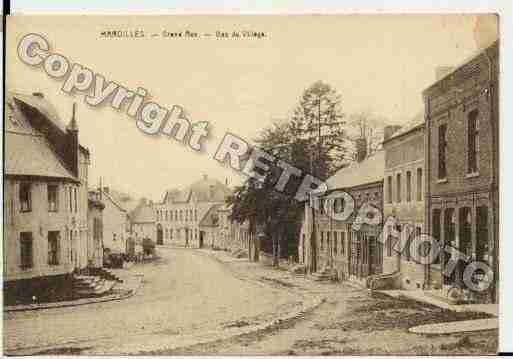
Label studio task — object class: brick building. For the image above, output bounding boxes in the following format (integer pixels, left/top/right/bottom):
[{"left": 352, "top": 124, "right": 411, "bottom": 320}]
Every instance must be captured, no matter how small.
[
  {"left": 381, "top": 120, "right": 427, "bottom": 290},
  {"left": 423, "top": 41, "right": 499, "bottom": 303},
  {"left": 300, "top": 142, "right": 384, "bottom": 284}
]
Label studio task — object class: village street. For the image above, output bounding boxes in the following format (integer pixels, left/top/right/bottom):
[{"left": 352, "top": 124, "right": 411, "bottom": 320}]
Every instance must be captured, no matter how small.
[
  {"left": 3, "top": 247, "right": 304, "bottom": 355},
  {"left": 4, "top": 246, "right": 497, "bottom": 355}
]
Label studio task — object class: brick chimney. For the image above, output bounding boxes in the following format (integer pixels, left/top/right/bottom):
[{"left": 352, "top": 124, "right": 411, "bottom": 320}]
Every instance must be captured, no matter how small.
[
  {"left": 384, "top": 125, "right": 402, "bottom": 141},
  {"left": 355, "top": 137, "right": 367, "bottom": 162},
  {"left": 66, "top": 103, "right": 79, "bottom": 177}
]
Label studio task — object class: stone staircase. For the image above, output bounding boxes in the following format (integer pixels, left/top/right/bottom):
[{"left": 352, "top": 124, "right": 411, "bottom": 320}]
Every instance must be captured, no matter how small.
[
  {"left": 88, "top": 267, "right": 124, "bottom": 283},
  {"left": 73, "top": 275, "right": 117, "bottom": 297},
  {"left": 311, "top": 267, "right": 334, "bottom": 282}
]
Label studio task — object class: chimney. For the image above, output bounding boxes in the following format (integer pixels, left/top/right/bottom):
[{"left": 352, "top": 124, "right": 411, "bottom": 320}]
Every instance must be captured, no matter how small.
[
  {"left": 32, "top": 92, "right": 44, "bottom": 98},
  {"left": 435, "top": 66, "right": 455, "bottom": 81},
  {"left": 384, "top": 125, "right": 402, "bottom": 141},
  {"left": 209, "top": 185, "right": 215, "bottom": 199},
  {"left": 203, "top": 174, "right": 208, "bottom": 181},
  {"left": 103, "top": 186, "right": 110, "bottom": 194},
  {"left": 355, "top": 137, "right": 367, "bottom": 162},
  {"left": 66, "top": 103, "right": 79, "bottom": 177}
]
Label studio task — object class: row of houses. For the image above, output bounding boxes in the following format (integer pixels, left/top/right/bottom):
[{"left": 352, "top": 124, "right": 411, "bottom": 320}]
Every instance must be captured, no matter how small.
[
  {"left": 4, "top": 91, "right": 157, "bottom": 305},
  {"left": 299, "top": 41, "right": 499, "bottom": 304}
]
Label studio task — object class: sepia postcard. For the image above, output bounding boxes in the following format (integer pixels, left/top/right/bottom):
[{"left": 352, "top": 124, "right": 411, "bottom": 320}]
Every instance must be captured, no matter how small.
[{"left": 3, "top": 14, "right": 500, "bottom": 355}]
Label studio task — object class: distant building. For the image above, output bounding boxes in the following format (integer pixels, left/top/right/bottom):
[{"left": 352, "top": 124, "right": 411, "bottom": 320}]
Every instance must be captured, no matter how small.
[
  {"left": 155, "top": 175, "right": 231, "bottom": 248},
  {"left": 130, "top": 199, "right": 156, "bottom": 240},
  {"left": 300, "top": 140, "right": 384, "bottom": 284},
  {"left": 423, "top": 41, "right": 499, "bottom": 303},
  {"left": 4, "top": 92, "right": 90, "bottom": 304},
  {"left": 98, "top": 187, "right": 130, "bottom": 256},
  {"left": 87, "top": 190, "right": 105, "bottom": 268},
  {"left": 381, "top": 120, "right": 426, "bottom": 290}
]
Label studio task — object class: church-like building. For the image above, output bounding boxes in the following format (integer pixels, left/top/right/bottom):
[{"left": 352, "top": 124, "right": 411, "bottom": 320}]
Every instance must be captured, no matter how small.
[{"left": 155, "top": 175, "right": 231, "bottom": 248}]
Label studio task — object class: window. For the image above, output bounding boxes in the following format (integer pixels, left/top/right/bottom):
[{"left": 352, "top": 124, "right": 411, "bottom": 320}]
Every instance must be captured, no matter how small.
[
  {"left": 170, "top": 229, "right": 173, "bottom": 239},
  {"left": 194, "top": 209, "right": 198, "bottom": 221},
  {"left": 387, "top": 176, "right": 393, "bottom": 203},
  {"left": 20, "top": 232, "right": 33, "bottom": 269},
  {"left": 20, "top": 183, "right": 32, "bottom": 212},
  {"left": 438, "top": 124, "right": 448, "bottom": 179},
  {"left": 432, "top": 209, "right": 441, "bottom": 264},
  {"left": 320, "top": 231, "right": 324, "bottom": 250},
  {"left": 416, "top": 168, "right": 423, "bottom": 201},
  {"left": 74, "top": 187, "right": 78, "bottom": 213},
  {"left": 48, "top": 184, "right": 59, "bottom": 212},
  {"left": 396, "top": 173, "right": 402, "bottom": 203},
  {"left": 476, "top": 207, "right": 489, "bottom": 262},
  {"left": 69, "top": 187, "right": 73, "bottom": 212},
  {"left": 333, "top": 232, "right": 338, "bottom": 254},
  {"left": 340, "top": 231, "right": 346, "bottom": 255},
  {"left": 180, "top": 210, "right": 183, "bottom": 221},
  {"left": 406, "top": 171, "right": 412, "bottom": 202},
  {"left": 48, "top": 231, "right": 60, "bottom": 265},
  {"left": 165, "top": 228, "right": 169, "bottom": 239},
  {"left": 327, "top": 231, "right": 331, "bottom": 252},
  {"left": 468, "top": 110, "right": 479, "bottom": 174}
]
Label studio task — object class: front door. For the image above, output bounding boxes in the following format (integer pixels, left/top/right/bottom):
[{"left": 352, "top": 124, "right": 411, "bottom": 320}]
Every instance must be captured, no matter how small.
[
  {"left": 199, "top": 231, "right": 204, "bottom": 248},
  {"left": 157, "top": 225, "right": 163, "bottom": 245}
]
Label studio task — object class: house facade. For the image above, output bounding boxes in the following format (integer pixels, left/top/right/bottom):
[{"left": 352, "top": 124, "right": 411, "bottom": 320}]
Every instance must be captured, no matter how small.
[
  {"left": 155, "top": 175, "right": 231, "bottom": 248},
  {"left": 99, "top": 187, "right": 130, "bottom": 256},
  {"left": 382, "top": 121, "right": 427, "bottom": 290},
  {"left": 129, "top": 199, "right": 156, "bottom": 257},
  {"left": 4, "top": 92, "right": 91, "bottom": 304},
  {"left": 87, "top": 190, "right": 105, "bottom": 268},
  {"left": 300, "top": 142, "right": 385, "bottom": 284},
  {"left": 423, "top": 41, "right": 499, "bottom": 303}
]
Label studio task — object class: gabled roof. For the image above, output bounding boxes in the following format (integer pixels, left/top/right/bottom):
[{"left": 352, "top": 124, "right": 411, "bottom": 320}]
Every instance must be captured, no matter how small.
[
  {"left": 100, "top": 190, "right": 128, "bottom": 213},
  {"left": 199, "top": 204, "right": 222, "bottom": 227},
  {"left": 5, "top": 94, "right": 78, "bottom": 182},
  {"left": 131, "top": 203, "right": 155, "bottom": 223},
  {"left": 162, "top": 176, "right": 232, "bottom": 204},
  {"left": 320, "top": 151, "right": 385, "bottom": 193}
]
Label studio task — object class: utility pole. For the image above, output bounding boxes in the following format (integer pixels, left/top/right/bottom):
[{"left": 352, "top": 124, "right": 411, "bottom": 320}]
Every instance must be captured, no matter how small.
[{"left": 308, "top": 97, "right": 323, "bottom": 274}]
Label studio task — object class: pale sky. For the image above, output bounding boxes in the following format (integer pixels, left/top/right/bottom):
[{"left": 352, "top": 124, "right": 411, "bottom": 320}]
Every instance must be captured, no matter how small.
[{"left": 6, "top": 14, "right": 495, "bottom": 201}]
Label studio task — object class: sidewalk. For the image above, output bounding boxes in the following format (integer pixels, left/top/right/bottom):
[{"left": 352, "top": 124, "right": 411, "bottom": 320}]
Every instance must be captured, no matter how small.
[
  {"left": 4, "top": 270, "right": 143, "bottom": 312},
  {"left": 376, "top": 289, "right": 498, "bottom": 316},
  {"left": 409, "top": 318, "right": 498, "bottom": 335}
]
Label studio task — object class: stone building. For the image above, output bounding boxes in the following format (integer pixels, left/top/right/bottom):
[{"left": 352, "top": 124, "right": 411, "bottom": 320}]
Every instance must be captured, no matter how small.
[
  {"left": 155, "top": 175, "right": 231, "bottom": 248},
  {"left": 381, "top": 120, "right": 427, "bottom": 290},
  {"left": 300, "top": 142, "right": 385, "bottom": 285},
  {"left": 4, "top": 92, "right": 91, "bottom": 304},
  {"left": 423, "top": 41, "right": 499, "bottom": 303}
]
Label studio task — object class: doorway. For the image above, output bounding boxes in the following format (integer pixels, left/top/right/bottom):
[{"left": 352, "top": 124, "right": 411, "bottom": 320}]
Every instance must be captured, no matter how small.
[
  {"left": 157, "top": 224, "right": 163, "bottom": 245},
  {"left": 199, "top": 231, "right": 205, "bottom": 248}
]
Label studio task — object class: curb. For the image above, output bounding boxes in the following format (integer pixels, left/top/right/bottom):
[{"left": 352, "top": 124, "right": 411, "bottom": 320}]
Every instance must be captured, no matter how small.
[{"left": 4, "top": 274, "right": 144, "bottom": 313}]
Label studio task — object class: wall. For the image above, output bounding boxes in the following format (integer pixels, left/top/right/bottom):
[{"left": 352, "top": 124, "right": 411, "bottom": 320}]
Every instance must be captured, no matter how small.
[
  {"left": 424, "top": 41, "right": 499, "bottom": 301},
  {"left": 101, "top": 195, "right": 128, "bottom": 254},
  {"left": 383, "top": 126, "right": 426, "bottom": 290},
  {"left": 3, "top": 178, "right": 77, "bottom": 282}
]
